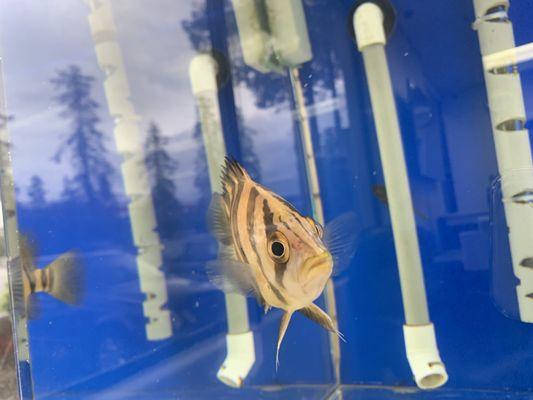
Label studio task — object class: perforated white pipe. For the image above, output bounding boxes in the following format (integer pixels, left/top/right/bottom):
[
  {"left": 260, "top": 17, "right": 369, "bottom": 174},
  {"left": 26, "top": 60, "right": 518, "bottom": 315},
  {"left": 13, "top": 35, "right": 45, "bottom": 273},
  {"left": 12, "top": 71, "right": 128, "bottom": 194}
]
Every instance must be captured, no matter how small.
[
  {"left": 473, "top": 0, "right": 533, "bottom": 322},
  {"left": 85, "top": 0, "right": 171, "bottom": 340}
]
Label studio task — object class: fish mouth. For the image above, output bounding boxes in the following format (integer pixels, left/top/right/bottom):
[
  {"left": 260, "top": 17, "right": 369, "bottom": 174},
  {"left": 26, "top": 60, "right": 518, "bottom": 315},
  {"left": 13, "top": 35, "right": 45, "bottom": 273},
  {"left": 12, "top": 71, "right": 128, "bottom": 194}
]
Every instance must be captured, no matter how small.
[{"left": 299, "top": 251, "right": 333, "bottom": 287}]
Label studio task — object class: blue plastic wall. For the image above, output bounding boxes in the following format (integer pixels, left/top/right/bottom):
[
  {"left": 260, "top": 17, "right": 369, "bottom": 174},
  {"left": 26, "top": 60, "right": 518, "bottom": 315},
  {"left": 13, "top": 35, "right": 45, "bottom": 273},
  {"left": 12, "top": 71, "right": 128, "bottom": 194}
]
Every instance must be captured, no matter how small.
[{"left": 0, "top": 0, "right": 532, "bottom": 398}]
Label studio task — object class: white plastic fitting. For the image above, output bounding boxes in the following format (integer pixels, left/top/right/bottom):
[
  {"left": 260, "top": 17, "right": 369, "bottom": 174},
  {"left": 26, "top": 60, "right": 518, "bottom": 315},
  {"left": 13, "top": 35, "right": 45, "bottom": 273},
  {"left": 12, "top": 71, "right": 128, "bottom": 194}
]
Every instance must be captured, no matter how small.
[
  {"left": 404, "top": 324, "right": 448, "bottom": 389},
  {"left": 231, "top": 0, "right": 312, "bottom": 72},
  {"left": 483, "top": 42, "right": 533, "bottom": 72},
  {"left": 354, "top": 3, "right": 386, "bottom": 51},
  {"left": 216, "top": 331, "right": 256, "bottom": 388},
  {"left": 264, "top": 0, "right": 312, "bottom": 67},
  {"left": 231, "top": 0, "right": 274, "bottom": 73},
  {"left": 189, "top": 54, "right": 218, "bottom": 95}
]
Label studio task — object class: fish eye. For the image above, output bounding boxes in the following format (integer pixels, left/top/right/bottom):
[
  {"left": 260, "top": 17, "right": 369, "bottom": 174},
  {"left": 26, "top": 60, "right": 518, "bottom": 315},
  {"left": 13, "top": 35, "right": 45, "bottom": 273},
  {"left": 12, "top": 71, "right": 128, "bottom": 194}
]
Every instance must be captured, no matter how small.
[
  {"left": 268, "top": 232, "right": 290, "bottom": 263},
  {"left": 271, "top": 241, "right": 285, "bottom": 257}
]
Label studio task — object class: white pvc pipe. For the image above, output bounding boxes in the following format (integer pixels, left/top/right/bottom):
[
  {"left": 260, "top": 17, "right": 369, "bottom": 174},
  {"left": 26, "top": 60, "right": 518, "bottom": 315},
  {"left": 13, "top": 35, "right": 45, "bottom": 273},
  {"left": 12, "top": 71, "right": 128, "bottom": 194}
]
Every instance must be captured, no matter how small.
[
  {"left": 473, "top": 0, "right": 533, "bottom": 322},
  {"left": 85, "top": 0, "right": 171, "bottom": 341},
  {"left": 354, "top": 3, "right": 447, "bottom": 389},
  {"left": 483, "top": 42, "right": 533, "bottom": 72},
  {"left": 189, "top": 54, "right": 254, "bottom": 388},
  {"left": 0, "top": 56, "right": 30, "bottom": 366}
]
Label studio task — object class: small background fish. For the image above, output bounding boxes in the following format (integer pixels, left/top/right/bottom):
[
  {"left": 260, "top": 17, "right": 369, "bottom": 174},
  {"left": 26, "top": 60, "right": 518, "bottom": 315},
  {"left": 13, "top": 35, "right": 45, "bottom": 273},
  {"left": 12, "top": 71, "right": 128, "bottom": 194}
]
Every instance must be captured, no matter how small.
[
  {"left": 372, "top": 184, "right": 428, "bottom": 220},
  {"left": 10, "top": 235, "right": 85, "bottom": 320},
  {"left": 207, "top": 158, "right": 357, "bottom": 368}
]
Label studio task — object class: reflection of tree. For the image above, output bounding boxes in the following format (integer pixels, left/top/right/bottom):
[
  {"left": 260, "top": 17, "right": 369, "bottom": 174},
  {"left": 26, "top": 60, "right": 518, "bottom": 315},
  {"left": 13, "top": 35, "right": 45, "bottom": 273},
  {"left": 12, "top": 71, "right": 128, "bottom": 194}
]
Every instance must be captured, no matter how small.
[
  {"left": 51, "top": 65, "right": 115, "bottom": 205},
  {"left": 145, "top": 122, "right": 181, "bottom": 238},
  {"left": 191, "top": 122, "right": 211, "bottom": 205},
  {"left": 235, "top": 111, "right": 260, "bottom": 179},
  {"left": 27, "top": 175, "right": 46, "bottom": 207}
]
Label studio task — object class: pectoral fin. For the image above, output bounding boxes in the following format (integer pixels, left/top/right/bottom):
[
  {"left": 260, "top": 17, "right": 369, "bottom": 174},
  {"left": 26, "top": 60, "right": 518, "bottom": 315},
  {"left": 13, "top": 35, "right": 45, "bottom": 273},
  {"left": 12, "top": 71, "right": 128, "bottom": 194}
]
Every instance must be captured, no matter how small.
[
  {"left": 299, "top": 303, "right": 345, "bottom": 342},
  {"left": 323, "top": 212, "right": 359, "bottom": 276},
  {"left": 206, "top": 257, "right": 259, "bottom": 297},
  {"left": 206, "top": 193, "right": 232, "bottom": 246},
  {"left": 276, "top": 311, "right": 293, "bottom": 370}
]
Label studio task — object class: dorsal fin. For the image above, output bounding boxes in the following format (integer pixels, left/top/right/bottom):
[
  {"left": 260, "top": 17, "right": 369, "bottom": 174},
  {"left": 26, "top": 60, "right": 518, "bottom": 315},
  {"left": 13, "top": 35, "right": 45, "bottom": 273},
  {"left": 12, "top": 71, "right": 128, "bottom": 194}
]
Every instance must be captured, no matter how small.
[{"left": 221, "top": 157, "right": 250, "bottom": 200}]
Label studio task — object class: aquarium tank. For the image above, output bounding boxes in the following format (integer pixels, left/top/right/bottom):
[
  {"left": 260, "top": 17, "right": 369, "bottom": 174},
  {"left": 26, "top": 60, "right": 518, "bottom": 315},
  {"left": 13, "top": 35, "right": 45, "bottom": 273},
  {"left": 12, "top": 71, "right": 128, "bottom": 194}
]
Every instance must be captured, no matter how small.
[{"left": 0, "top": 0, "right": 532, "bottom": 399}]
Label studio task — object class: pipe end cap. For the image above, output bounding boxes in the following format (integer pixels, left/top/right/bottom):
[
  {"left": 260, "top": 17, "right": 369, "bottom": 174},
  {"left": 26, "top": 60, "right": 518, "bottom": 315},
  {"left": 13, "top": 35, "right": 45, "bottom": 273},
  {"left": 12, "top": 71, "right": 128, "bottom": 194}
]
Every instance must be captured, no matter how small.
[
  {"left": 403, "top": 323, "right": 448, "bottom": 390},
  {"left": 217, "top": 331, "right": 255, "bottom": 388}
]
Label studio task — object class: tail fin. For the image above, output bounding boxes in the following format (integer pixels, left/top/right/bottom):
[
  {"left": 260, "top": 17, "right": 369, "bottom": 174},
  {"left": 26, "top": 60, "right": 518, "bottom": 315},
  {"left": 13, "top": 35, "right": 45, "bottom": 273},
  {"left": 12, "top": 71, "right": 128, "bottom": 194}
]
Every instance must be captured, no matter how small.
[{"left": 45, "top": 252, "right": 85, "bottom": 305}]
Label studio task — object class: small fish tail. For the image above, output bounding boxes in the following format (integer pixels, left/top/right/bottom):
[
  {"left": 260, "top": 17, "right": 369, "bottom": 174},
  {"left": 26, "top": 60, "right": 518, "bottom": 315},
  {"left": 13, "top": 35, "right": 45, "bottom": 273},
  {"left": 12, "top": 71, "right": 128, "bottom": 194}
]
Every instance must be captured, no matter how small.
[{"left": 44, "top": 251, "right": 85, "bottom": 305}]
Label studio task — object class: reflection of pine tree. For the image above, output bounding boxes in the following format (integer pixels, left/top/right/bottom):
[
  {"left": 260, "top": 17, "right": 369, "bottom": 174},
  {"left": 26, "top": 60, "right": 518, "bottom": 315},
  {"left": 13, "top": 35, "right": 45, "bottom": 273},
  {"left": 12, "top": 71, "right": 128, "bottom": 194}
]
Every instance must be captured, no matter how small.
[
  {"left": 145, "top": 122, "right": 180, "bottom": 238},
  {"left": 236, "top": 111, "right": 260, "bottom": 180},
  {"left": 51, "top": 65, "right": 114, "bottom": 205},
  {"left": 27, "top": 175, "right": 46, "bottom": 207},
  {"left": 192, "top": 122, "right": 211, "bottom": 205}
]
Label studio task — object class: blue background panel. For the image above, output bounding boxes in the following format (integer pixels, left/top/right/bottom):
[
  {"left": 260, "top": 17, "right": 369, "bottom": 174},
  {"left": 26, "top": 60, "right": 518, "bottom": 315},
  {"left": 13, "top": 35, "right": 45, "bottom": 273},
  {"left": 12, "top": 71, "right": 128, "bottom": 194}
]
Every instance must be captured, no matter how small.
[{"left": 0, "top": 0, "right": 532, "bottom": 398}]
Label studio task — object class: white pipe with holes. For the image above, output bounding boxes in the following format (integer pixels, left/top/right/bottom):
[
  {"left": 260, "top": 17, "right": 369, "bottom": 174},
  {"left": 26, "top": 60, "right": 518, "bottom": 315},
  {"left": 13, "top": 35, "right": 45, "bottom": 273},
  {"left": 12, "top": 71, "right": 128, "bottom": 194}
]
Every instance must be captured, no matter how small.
[
  {"left": 189, "top": 54, "right": 255, "bottom": 388},
  {"left": 353, "top": 3, "right": 447, "bottom": 389},
  {"left": 473, "top": 0, "right": 533, "bottom": 322},
  {"left": 86, "top": 0, "right": 172, "bottom": 340}
]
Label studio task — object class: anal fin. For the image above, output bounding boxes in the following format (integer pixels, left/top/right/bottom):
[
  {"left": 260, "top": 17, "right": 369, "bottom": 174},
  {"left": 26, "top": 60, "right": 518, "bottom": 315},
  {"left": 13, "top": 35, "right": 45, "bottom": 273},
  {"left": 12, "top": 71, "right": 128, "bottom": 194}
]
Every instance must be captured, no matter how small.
[
  {"left": 276, "top": 311, "right": 293, "bottom": 371},
  {"left": 299, "top": 303, "right": 345, "bottom": 342}
]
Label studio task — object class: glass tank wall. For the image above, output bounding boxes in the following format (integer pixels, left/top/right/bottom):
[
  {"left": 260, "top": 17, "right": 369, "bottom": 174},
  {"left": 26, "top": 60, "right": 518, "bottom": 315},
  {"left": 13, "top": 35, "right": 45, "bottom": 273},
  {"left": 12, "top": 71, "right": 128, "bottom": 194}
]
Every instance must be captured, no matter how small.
[{"left": 0, "top": 0, "right": 532, "bottom": 399}]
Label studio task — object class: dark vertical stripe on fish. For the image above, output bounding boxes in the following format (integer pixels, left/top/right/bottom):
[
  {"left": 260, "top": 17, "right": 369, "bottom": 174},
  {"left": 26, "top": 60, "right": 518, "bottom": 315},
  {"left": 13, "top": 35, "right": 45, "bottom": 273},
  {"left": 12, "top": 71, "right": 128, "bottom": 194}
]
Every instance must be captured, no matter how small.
[
  {"left": 48, "top": 266, "right": 54, "bottom": 293},
  {"left": 263, "top": 199, "right": 287, "bottom": 289},
  {"left": 247, "top": 187, "right": 261, "bottom": 269},
  {"left": 22, "top": 259, "right": 36, "bottom": 293},
  {"left": 231, "top": 181, "right": 248, "bottom": 264},
  {"left": 41, "top": 268, "right": 48, "bottom": 291},
  {"left": 247, "top": 190, "right": 287, "bottom": 305}
]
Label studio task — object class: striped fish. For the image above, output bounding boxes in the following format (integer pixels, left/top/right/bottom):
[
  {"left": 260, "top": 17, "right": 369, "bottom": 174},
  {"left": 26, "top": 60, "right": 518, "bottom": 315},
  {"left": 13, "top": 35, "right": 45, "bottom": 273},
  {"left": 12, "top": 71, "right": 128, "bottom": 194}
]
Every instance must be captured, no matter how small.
[
  {"left": 11, "top": 236, "right": 84, "bottom": 320},
  {"left": 207, "top": 158, "right": 356, "bottom": 368}
]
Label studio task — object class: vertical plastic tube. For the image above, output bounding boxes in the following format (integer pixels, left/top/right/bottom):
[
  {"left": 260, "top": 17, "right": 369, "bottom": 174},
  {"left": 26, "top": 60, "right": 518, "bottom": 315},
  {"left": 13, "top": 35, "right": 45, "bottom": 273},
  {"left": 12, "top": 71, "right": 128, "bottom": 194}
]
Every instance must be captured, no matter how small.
[
  {"left": 473, "top": 0, "right": 533, "bottom": 322},
  {"left": 354, "top": 3, "right": 447, "bottom": 389},
  {"left": 189, "top": 54, "right": 254, "bottom": 388},
  {"left": 0, "top": 55, "right": 34, "bottom": 399},
  {"left": 266, "top": 0, "right": 343, "bottom": 385},
  {"left": 289, "top": 67, "right": 341, "bottom": 384},
  {"left": 85, "top": 0, "right": 172, "bottom": 341}
]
